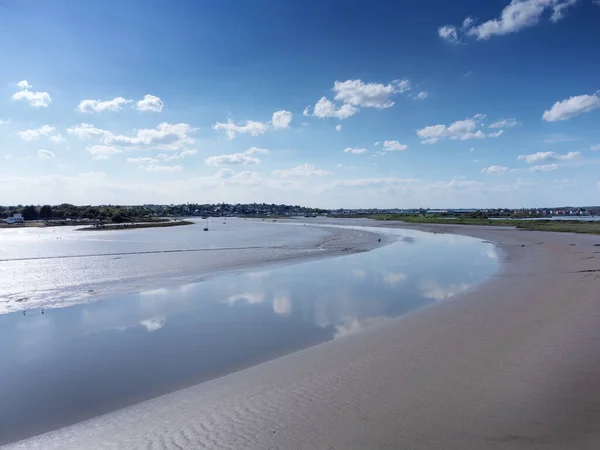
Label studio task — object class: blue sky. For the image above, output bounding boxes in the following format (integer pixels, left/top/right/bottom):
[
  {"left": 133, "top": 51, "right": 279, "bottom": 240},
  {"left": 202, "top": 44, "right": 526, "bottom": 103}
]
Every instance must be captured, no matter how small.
[{"left": 1, "top": 0, "right": 599, "bottom": 208}]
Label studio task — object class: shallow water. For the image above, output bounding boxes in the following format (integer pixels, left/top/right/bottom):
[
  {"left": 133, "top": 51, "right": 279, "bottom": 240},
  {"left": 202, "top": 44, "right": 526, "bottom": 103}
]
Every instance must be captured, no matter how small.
[
  {"left": 0, "top": 225, "right": 498, "bottom": 445},
  {"left": 0, "top": 219, "right": 342, "bottom": 312}
]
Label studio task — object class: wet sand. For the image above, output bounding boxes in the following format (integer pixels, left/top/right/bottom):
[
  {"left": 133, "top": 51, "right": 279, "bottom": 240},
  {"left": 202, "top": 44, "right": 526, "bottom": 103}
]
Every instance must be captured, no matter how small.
[{"left": 5, "top": 220, "right": 600, "bottom": 449}]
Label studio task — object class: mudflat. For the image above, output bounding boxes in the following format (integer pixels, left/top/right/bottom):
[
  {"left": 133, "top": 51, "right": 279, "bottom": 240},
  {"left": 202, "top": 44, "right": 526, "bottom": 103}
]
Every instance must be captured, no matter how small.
[{"left": 5, "top": 220, "right": 600, "bottom": 449}]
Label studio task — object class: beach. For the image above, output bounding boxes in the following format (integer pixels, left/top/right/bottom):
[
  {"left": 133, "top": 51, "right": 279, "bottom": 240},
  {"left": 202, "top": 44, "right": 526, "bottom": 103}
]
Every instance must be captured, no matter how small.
[{"left": 4, "top": 219, "right": 600, "bottom": 449}]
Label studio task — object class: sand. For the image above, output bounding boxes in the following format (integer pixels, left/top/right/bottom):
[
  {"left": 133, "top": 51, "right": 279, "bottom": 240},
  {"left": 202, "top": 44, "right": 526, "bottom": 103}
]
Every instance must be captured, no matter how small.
[{"left": 4, "top": 220, "right": 600, "bottom": 449}]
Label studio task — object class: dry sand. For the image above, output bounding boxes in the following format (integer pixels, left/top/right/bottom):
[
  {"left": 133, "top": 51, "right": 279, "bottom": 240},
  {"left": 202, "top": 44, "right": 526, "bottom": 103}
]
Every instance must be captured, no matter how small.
[{"left": 5, "top": 221, "right": 600, "bottom": 449}]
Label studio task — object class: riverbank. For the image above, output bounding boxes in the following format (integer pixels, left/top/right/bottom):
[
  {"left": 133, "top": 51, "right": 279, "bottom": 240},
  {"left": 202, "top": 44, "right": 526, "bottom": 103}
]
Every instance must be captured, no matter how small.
[
  {"left": 369, "top": 214, "right": 600, "bottom": 234},
  {"left": 75, "top": 220, "right": 194, "bottom": 231},
  {"left": 6, "top": 219, "right": 600, "bottom": 449}
]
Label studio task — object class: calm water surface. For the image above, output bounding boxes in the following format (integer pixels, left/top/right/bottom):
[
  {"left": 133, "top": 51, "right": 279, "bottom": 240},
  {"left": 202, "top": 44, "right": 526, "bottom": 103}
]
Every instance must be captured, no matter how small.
[{"left": 0, "top": 227, "right": 498, "bottom": 445}]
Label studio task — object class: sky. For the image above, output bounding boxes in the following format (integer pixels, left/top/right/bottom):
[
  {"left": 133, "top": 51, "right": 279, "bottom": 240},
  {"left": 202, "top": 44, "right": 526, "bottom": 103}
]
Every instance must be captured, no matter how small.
[{"left": 1, "top": 0, "right": 600, "bottom": 208}]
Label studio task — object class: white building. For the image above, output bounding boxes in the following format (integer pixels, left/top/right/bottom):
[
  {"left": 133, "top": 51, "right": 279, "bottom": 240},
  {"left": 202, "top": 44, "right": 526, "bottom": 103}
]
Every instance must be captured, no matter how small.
[{"left": 5, "top": 213, "right": 24, "bottom": 224}]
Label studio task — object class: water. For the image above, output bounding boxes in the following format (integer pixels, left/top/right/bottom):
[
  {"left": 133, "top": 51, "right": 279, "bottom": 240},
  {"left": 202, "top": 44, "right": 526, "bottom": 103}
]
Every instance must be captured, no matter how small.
[
  {"left": 0, "top": 225, "right": 498, "bottom": 445},
  {"left": 0, "top": 219, "right": 351, "bottom": 313}
]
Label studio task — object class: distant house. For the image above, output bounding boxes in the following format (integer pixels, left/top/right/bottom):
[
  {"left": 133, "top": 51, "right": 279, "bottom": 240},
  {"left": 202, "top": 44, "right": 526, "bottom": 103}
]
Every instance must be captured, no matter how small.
[{"left": 5, "top": 213, "right": 24, "bottom": 224}]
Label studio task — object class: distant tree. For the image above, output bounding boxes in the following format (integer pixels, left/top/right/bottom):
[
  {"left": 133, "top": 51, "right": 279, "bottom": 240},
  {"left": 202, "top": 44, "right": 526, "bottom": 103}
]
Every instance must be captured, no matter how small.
[
  {"left": 21, "top": 205, "right": 39, "bottom": 220},
  {"left": 111, "top": 213, "right": 125, "bottom": 223},
  {"left": 39, "top": 205, "right": 53, "bottom": 220}
]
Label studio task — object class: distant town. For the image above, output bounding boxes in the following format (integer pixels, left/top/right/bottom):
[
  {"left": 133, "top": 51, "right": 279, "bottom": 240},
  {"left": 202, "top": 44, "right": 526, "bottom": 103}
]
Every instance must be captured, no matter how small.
[{"left": 1, "top": 203, "right": 599, "bottom": 225}]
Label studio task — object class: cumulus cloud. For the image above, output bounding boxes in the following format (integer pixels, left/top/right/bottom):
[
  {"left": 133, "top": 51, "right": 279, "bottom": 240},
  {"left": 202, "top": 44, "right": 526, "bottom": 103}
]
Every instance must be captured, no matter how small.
[
  {"left": 438, "top": 25, "right": 459, "bottom": 43},
  {"left": 271, "top": 110, "right": 293, "bottom": 129},
  {"left": 272, "top": 163, "right": 331, "bottom": 177},
  {"left": 17, "top": 125, "right": 56, "bottom": 141},
  {"left": 415, "top": 91, "right": 428, "bottom": 100},
  {"left": 417, "top": 114, "right": 494, "bottom": 144},
  {"left": 344, "top": 147, "right": 368, "bottom": 155},
  {"left": 542, "top": 92, "right": 600, "bottom": 121},
  {"left": 50, "top": 134, "right": 66, "bottom": 143},
  {"left": 333, "top": 79, "right": 410, "bottom": 108},
  {"left": 135, "top": 95, "right": 164, "bottom": 112},
  {"left": 38, "top": 149, "right": 55, "bottom": 159},
  {"left": 336, "top": 124, "right": 342, "bottom": 131},
  {"left": 382, "top": 140, "right": 408, "bottom": 151},
  {"left": 213, "top": 119, "right": 268, "bottom": 139},
  {"left": 481, "top": 165, "right": 510, "bottom": 174},
  {"left": 517, "top": 151, "right": 580, "bottom": 163},
  {"left": 489, "top": 118, "right": 519, "bottom": 128},
  {"left": 205, "top": 147, "right": 268, "bottom": 166},
  {"left": 78, "top": 97, "right": 132, "bottom": 113},
  {"left": 12, "top": 80, "right": 52, "bottom": 107},
  {"left": 465, "top": 0, "right": 581, "bottom": 40},
  {"left": 68, "top": 122, "right": 196, "bottom": 151},
  {"left": 312, "top": 97, "right": 359, "bottom": 119},
  {"left": 87, "top": 145, "right": 122, "bottom": 160}
]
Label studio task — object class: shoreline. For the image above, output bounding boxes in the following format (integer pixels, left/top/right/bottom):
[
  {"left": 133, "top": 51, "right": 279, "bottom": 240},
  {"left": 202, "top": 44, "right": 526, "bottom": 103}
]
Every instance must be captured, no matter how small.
[{"left": 5, "top": 220, "right": 600, "bottom": 449}]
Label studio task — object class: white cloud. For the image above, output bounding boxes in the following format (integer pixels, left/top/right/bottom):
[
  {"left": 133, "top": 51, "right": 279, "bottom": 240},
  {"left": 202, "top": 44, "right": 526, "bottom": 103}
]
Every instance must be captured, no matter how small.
[
  {"left": 416, "top": 114, "right": 490, "bottom": 144},
  {"left": 542, "top": 92, "right": 600, "bottom": 122},
  {"left": 135, "top": 94, "right": 164, "bottom": 112},
  {"left": 489, "top": 118, "right": 519, "bottom": 128},
  {"left": 67, "top": 123, "right": 107, "bottom": 139},
  {"left": 273, "top": 163, "right": 331, "bottom": 177},
  {"left": 157, "top": 149, "right": 198, "bottom": 161},
  {"left": 415, "top": 91, "right": 428, "bottom": 100},
  {"left": 271, "top": 110, "right": 293, "bottom": 129},
  {"left": 0, "top": 120, "right": 10, "bottom": 125},
  {"left": 488, "top": 129, "right": 505, "bottom": 138},
  {"left": 205, "top": 147, "right": 268, "bottom": 166},
  {"left": 38, "top": 149, "right": 55, "bottom": 159},
  {"left": 481, "top": 165, "right": 510, "bottom": 174},
  {"left": 303, "top": 106, "right": 311, "bottom": 116},
  {"left": 49, "top": 134, "right": 65, "bottom": 143},
  {"left": 336, "top": 124, "right": 342, "bottom": 131},
  {"left": 213, "top": 119, "right": 268, "bottom": 139},
  {"left": 344, "top": 147, "right": 368, "bottom": 155},
  {"left": 87, "top": 145, "right": 122, "bottom": 160},
  {"left": 438, "top": 25, "right": 459, "bottom": 43},
  {"left": 517, "top": 151, "right": 580, "bottom": 163},
  {"left": 78, "top": 97, "right": 131, "bottom": 113},
  {"left": 17, "top": 80, "right": 31, "bottom": 90},
  {"left": 333, "top": 79, "right": 410, "bottom": 109},
  {"left": 312, "top": 97, "right": 359, "bottom": 119},
  {"left": 465, "top": 0, "right": 581, "bottom": 40},
  {"left": 68, "top": 122, "right": 196, "bottom": 150},
  {"left": 530, "top": 163, "right": 558, "bottom": 171},
  {"left": 591, "top": 144, "right": 600, "bottom": 151},
  {"left": 214, "top": 168, "right": 235, "bottom": 179},
  {"left": 12, "top": 80, "right": 52, "bottom": 107},
  {"left": 127, "top": 157, "right": 159, "bottom": 164},
  {"left": 143, "top": 164, "right": 182, "bottom": 172},
  {"left": 17, "top": 125, "right": 55, "bottom": 141},
  {"left": 383, "top": 140, "right": 408, "bottom": 151}
]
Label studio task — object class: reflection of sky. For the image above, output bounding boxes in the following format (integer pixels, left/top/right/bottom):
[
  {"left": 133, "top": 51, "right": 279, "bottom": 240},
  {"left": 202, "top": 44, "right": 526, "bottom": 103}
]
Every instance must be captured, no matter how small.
[{"left": 0, "top": 228, "right": 497, "bottom": 445}]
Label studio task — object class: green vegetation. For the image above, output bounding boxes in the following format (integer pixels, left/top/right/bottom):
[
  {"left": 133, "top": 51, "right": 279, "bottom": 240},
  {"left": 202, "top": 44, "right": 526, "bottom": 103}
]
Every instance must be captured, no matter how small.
[{"left": 368, "top": 214, "right": 600, "bottom": 235}]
